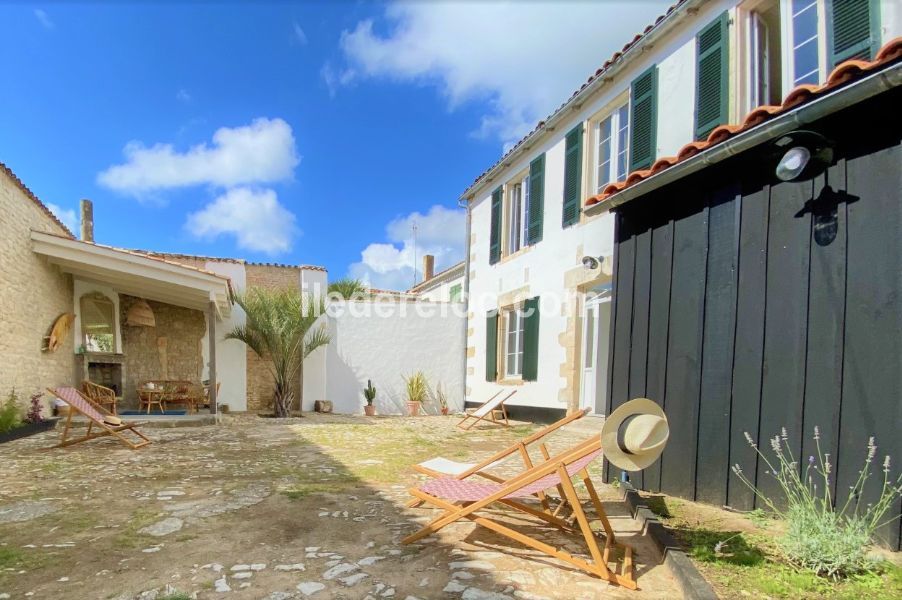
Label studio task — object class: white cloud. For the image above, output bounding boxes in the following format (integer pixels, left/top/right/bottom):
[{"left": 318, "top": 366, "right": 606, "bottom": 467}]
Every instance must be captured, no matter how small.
[
  {"left": 34, "top": 9, "right": 54, "bottom": 30},
  {"left": 292, "top": 21, "right": 308, "bottom": 45},
  {"left": 97, "top": 117, "right": 300, "bottom": 195},
  {"left": 46, "top": 202, "right": 77, "bottom": 232},
  {"left": 349, "top": 205, "right": 465, "bottom": 290},
  {"left": 185, "top": 187, "right": 298, "bottom": 255},
  {"left": 176, "top": 88, "right": 192, "bottom": 103},
  {"left": 331, "top": 1, "right": 670, "bottom": 146}
]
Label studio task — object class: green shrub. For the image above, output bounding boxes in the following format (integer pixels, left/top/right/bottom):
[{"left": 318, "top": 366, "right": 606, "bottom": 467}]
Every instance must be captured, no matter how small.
[
  {"left": 732, "top": 427, "right": 902, "bottom": 579},
  {"left": 0, "top": 390, "right": 22, "bottom": 433},
  {"left": 403, "top": 371, "right": 429, "bottom": 404}
]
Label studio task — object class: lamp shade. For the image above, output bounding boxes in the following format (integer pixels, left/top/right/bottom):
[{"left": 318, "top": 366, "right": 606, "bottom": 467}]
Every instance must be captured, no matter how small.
[{"left": 126, "top": 299, "right": 156, "bottom": 327}]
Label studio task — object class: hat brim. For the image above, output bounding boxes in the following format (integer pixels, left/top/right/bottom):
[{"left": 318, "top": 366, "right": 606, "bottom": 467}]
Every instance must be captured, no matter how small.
[{"left": 601, "top": 398, "right": 668, "bottom": 472}]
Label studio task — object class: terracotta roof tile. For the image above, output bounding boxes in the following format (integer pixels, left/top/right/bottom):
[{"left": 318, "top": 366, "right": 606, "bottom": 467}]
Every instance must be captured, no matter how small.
[
  {"left": 462, "top": 1, "right": 688, "bottom": 197},
  {"left": 586, "top": 37, "right": 902, "bottom": 208},
  {"left": 0, "top": 161, "right": 75, "bottom": 237}
]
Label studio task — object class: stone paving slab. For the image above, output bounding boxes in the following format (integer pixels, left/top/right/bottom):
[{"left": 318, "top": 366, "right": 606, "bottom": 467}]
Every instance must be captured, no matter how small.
[{"left": 0, "top": 413, "right": 680, "bottom": 599}]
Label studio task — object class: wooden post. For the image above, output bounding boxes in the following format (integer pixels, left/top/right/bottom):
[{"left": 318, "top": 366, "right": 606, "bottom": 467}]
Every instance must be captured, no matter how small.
[{"left": 208, "top": 302, "right": 217, "bottom": 415}]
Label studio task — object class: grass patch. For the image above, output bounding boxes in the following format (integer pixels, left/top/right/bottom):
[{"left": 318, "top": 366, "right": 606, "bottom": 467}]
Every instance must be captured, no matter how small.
[
  {"left": 0, "top": 546, "right": 26, "bottom": 569},
  {"left": 649, "top": 493, "right": 902, "bottom": 599},
  {"left": 159, "top": 594, "right": 192, "bottom": 600},
  {"left": 112, "top": 508, "right": 161, "bottom": 549}
]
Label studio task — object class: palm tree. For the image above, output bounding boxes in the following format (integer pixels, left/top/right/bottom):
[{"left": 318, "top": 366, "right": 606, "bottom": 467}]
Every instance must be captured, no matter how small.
[
  {"left": 328, "top": 278, "right": 369, "bottom": 300},
  {"left": 225, "top": 287, "right": 330, "bottom": 417}
]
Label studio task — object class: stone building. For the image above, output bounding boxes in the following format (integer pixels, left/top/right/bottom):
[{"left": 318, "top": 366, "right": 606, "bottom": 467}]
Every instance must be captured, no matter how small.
[{"left": 0, "top": 161, "right": 326, "bottom": 415}]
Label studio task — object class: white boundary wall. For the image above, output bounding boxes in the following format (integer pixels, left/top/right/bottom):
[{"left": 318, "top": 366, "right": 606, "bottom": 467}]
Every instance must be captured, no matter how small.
[{"left": 307, "top": 301, "right": 465, "bottom": 415}]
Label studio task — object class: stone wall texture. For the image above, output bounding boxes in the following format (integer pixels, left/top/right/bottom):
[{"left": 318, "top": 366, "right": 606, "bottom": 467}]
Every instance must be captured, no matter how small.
[
  {"left": 0, "top": 169, "right": 76, "bottom": 414},
  {"left": 120, "top": 295, "right": 206, "bottom": 409},
  {"left": 244, "top": 264, "right": 302, "bottom": 413}
]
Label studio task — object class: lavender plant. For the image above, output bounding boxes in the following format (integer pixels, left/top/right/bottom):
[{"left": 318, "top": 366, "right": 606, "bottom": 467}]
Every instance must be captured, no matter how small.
[{"left": 732, "top": 427, "right": 902, "bottom": 579}]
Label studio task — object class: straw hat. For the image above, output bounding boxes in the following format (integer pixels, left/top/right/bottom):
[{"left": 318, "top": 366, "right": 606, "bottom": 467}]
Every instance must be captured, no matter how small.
[
  {"left": 103, "top": 415, "right": 123, "bottom": 426},
  {"left": 601, "top": 398, "right": 669, "bottom": 471}
]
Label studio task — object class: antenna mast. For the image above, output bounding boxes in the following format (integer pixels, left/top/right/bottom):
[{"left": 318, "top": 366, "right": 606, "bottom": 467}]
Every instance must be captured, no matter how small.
[{"left": 412, "top": 220, "right": 418, "bottom": 287}]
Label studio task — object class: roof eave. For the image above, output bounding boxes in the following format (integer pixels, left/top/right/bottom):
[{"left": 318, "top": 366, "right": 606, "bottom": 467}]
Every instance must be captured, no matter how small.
[{"left": 584, "top": 61, "right": 902, "bottom": 215}]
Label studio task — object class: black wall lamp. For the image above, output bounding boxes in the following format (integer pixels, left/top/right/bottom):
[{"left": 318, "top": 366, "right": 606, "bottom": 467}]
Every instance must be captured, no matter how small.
[{"left": 773, "top": 130, "right": 835, "bottom": 182}]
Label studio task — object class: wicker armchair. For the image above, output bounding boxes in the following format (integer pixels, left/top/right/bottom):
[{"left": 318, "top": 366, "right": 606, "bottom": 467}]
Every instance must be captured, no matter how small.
[{"left": 82, "top": 381, "right": 118, "bottom": 415}]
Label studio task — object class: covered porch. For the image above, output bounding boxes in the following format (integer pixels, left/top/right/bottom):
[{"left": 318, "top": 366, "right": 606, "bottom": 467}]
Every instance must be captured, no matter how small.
[{"left": 31, "top": 231, "right": 232, "bottom": 415}]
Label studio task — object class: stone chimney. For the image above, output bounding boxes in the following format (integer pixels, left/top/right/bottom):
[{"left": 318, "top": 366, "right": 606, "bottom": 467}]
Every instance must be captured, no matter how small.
[
  {"left": 80, "top": 199, "right": 94, "bottom": 242},
  {"left": 422, "top": 254, "right": 435, "bottom": 282}
]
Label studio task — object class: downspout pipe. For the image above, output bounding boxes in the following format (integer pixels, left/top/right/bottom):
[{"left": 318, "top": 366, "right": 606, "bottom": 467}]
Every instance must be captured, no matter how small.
[
  {"left": 458, "top": 196, "right": 472, "bottom": 412},
  {"left": 585, "top": 62, "right": 902, "bottom": 215}
]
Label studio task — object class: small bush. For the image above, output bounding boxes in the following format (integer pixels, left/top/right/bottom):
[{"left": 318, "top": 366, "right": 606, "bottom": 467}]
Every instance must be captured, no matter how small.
[
  {"left": 0, "top": 390, "right": 22, "bottom": 433},
  {"left": 26, "top": 392, "right": 44, "bottom": 424},
  {"left": 403, "top": 371, "right": 429, "bottom": 404},
  {"left": 732, "top": 427, "right": 902, "bottom": 579}
]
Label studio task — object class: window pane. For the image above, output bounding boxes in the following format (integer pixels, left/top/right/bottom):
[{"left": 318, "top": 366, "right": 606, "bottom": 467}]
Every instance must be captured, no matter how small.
[
  {"left": 616, "top": 105, "right": 630, "bottom": 181},
  {"left": 596, "top": 117, "right": 613, "bottom": 190},
  {"left": 792, "top": 0, "right": 819, "bottom": 86},
  {"left": 793, "top": 38, "right": 820, "bottom": 85},
  {"left": 508, "top": 184, "right": 521, "bottom": 254}
]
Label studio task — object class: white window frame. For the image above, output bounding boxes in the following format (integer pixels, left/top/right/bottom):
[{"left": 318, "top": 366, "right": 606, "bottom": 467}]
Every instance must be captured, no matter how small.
[
  {"left": 780, "top": 0, "right": 829, "bottom": 92},
  {"left": 502, "top": 306, "right": 525, "bottom": 378},
  {"left": 504, "top": 173, "right": 530, "bottom": 256},
  {"left": 593, "top": 102, "right": 630, "bottom": 193}
]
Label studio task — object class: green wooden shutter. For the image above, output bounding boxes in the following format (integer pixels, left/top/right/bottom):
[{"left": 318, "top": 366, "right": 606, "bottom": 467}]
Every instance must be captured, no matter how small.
[
  {"left": 527, "top": 154, "right": 545, "bottom": 245},
  {"left": 830, "top": 0, "right": 880, "bottom": 65},
  {"left": 489, "top": 187, "right": 502, "bottom": 265},
  {"left": 629, "top": 66, "right": 658, "bottom": 172},
  {"left": 695, "top": 12, "right": 729, "bottom": 141},
  {"left": 522, "top": 297, "right": 540, "bottom": 382},
  {"left": 485, "top": 310, "right": 499, "bottom": 382},
  {"left": 562, "top": 123, "right": 583, "bottom": 228},
  {"left": 449, "top": 284, "right": 461, "bottom": 303}
]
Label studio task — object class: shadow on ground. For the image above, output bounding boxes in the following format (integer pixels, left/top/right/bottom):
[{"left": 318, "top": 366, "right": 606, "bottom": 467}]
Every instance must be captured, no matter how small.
[{"left": 0, "top": 414, "right": 678, "bottom": 599}]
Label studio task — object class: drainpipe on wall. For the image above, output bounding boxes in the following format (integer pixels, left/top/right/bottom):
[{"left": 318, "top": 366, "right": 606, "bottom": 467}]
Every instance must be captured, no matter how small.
[
  {"left": 458, "top": 197, "right": 472, "bottom": 410},
  {"left": 80, "top": 199, "right": 94, "bottom": 242}
]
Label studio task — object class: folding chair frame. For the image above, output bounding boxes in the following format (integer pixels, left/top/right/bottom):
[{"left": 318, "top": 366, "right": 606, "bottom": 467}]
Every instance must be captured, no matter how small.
[
  {"left": 457, "top": 390, "right": 517, "bottom": 430},
  {"left": 48, "top": 388, "right": 152, "bottom": 450},
  {"left": 403, "top": 437, "right": 637, "bottom": 589}
]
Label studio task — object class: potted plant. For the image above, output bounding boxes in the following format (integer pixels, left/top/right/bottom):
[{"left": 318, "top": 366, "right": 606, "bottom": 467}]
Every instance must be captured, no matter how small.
[
  {"left": 363, "top": 379, "right": 377, "bottom": 416},
  {"left": 403, "top": 371, "right": 428, "bottom": 417},
  {"left": 433, "top": 383, "right": 449, "bottom": 415}
]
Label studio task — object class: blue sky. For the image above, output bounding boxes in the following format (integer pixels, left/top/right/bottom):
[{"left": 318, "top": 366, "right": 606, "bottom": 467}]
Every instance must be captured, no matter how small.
[{"left": 1, "top": 1, "right": 669, "bottom": 290}]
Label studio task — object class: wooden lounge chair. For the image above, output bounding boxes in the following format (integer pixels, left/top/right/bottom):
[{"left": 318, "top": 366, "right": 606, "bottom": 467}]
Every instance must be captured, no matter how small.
[
  {"left": 457, "top": 390, "right": 516, "bottom": 430},
  {"left": 403, "top": 435, "right": 636, "bottom": 589},
  {"left": 411, "top": 408, "right": 589, "bottom": 511},
  {"left": 82, "top": 381, "right": 118, "bottom": 415},
  {"left": 47, "top": 387, "right": 152, "bottom": 450}
]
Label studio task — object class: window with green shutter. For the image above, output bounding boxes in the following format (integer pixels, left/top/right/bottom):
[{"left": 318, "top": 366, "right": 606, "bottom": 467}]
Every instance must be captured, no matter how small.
[
  {"left": 449, "top": 283, "right": 462, "bottom": 303},
  {"left": 695, "top": 12, "right": 729, "bottom": 141},
  {"left": 830, "top": 0, "right": 880, "bottom": 65},
  {"left": 629, "top": 66, "right": 658, "bottom": 172},
  {"left": 522, "top": 297, "right": 540, "bottom": 382},
  {"left": 526, "top": 154, "right": 545, "bottom": 245},
  {"left": 485, "top": 310, "right": 499, "bottom": 382},
  {"left": 489, "top": 187, "right": 502, "bottom": 265},
  {"left": 562, "top": 123, "right": 583, "bottom": 228}
]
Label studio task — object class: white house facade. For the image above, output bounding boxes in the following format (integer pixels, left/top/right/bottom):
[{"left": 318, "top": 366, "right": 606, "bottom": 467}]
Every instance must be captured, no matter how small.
[{"left": 461, "top": 0, "right": 900, "bottom": 419}]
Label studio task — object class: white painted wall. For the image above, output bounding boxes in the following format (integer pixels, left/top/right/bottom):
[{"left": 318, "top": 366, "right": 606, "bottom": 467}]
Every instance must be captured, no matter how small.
[
  {"left": 320, "top": 300, "right": 465, "bottom": 415},
  {"left": 299, "top": 268, "right": 329, "bottom": 410},
  {"left": 73, "top": 279, "right": 122, "bottom": 353},
  {"left": 201, "top": 261, "right": 247, "bottom": 412},
  {"left": 415, "top": 273, "right": 465, "bottom": 302}
]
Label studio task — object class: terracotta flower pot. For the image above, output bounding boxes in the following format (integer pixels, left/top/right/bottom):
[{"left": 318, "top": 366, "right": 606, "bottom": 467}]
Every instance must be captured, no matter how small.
[
  {"left": 441, "top": 407, "right": 449, "bottom": 416},
  {"left": 364, "top": 404, "right": 376, "bottom": 416},
  {"left": 407, "top": 401, "right": 421, "bottom": 416}
]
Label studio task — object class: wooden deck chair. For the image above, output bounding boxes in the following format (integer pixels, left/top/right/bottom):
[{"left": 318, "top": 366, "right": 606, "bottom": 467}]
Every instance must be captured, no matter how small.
[
  {"left": 403, "top": 435, "right": 637, "bottom": 589},
  {"left": 410, "top": 408, "right": 589, "bottom": 510},
  {"left": 457, "top": 390, "right": 516, "bottom": 430},
  {"left": 47, "top": 387, "right": 152, "bottom": 450}
]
